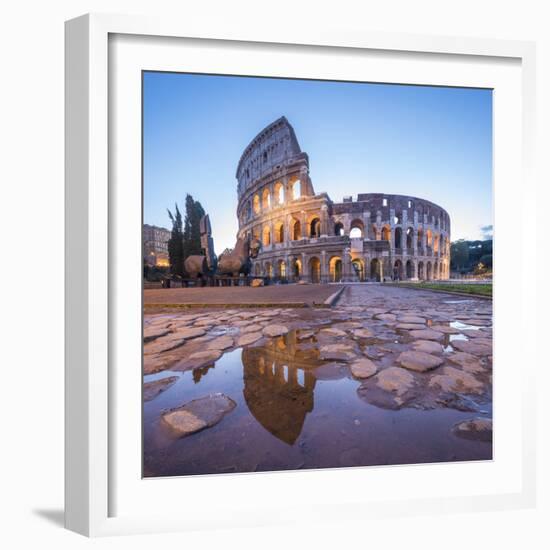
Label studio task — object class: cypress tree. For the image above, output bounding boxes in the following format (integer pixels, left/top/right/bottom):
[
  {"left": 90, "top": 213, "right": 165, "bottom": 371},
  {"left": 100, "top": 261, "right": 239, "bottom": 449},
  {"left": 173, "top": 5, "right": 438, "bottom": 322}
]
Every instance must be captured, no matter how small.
[
  {"left": 167, "top": 203, "right": 185, "bottom": 277},
  {"left": 182, "top": 194, "right": 205, "bottom": 257}
]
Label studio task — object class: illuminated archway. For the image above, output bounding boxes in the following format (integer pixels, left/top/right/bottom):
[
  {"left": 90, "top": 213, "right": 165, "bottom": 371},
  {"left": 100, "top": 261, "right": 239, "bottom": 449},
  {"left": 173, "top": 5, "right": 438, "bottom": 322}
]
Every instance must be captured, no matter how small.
[
  {"left": 262, "top": 188, "right": 271, "bottom": 210},
  {"left": 274, "top": 221, "right": 284, "bottom": 244},
  {"left": 262, "top": 225, "right": 271, "bottom": 246},
  {"left": 291, "top": 219, "right": 301, "bottom": 241},
  {"left": 309, "top": 217, "right": 321, "bottom": 238},
  {"left": 291, "top": 179, "right": 301, "bottom": 200},
  {"left": 329, "top": 256, "right": 343, "bottom": 282},
  {"left": 292, "top": 258, "right": 302, "bottom": 279},
  {"left": 277, "top": 259, "right": 286, "bottom": 279},
  {"left": 352, "top": 258, "right": 365, "bottom": 281},
  {"left": 309, "top": 257, "right": 321, "bottom": 283},
  {"left": 253, "top": 194, "right": 260, "bottom": 215},
  {"left": 274, "top": 181, "right": 284, "bottom": 205},
  {"left": 381, "top": 226, "right": 391, "bottom": 242}
]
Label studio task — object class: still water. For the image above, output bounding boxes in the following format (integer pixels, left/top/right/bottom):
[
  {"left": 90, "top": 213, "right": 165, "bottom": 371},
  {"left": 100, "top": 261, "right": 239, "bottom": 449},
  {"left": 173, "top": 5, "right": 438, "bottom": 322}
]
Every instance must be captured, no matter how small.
[{"left": 143, "top": 330, "right": 492, "bottom": 477}]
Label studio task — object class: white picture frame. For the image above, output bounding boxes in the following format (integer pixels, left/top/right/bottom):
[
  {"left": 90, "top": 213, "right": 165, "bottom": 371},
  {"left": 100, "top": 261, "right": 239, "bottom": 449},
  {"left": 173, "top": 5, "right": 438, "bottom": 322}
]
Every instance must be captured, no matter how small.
[{"left": 65, "top": 13, "right": 537, "bottom": 537}]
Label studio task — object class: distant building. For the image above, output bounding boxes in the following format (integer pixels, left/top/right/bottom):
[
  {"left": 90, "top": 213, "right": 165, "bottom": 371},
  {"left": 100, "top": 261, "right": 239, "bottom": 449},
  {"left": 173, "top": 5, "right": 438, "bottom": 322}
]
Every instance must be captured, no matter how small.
[{"left": 143, "top": 224, "right": 170, "bottom": 267}]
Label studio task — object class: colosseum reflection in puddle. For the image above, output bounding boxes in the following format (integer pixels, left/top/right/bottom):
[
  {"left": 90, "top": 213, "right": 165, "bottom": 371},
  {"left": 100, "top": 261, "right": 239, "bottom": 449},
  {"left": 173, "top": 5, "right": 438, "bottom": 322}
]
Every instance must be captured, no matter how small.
[{"left": 236, "top": 117, "right": 451, "bottom": 282}]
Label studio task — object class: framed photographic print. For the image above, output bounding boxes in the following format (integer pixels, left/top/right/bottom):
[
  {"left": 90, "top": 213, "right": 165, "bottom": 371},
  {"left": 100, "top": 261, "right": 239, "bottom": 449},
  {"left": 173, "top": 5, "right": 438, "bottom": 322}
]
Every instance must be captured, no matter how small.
[{"left": 65, "top": 13, "right": 537, "bottom": 536}]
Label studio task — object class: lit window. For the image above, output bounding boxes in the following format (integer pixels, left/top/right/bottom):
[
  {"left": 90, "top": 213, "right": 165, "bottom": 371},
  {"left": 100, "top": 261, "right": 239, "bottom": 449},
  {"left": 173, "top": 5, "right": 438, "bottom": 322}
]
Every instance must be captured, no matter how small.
[{"left": 383, "top": 198, "right": 388, "bottom": 207}]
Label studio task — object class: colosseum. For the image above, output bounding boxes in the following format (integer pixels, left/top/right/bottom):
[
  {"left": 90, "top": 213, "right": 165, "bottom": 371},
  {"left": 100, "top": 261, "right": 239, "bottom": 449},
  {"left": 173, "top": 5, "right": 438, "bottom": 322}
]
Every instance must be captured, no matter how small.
[{"left": 235, "top": 116, "right": 451, "bottom": 283}]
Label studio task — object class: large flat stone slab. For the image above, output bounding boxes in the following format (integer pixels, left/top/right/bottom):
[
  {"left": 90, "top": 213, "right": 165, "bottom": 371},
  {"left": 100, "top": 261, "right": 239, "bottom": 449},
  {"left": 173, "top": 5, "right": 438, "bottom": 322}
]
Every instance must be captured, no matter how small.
[
  {"left": 143, "top": 376, "right": 178, "bottom": 401},
  {"left": 173, "top": 350, "right": 223, "bottom": 371},
  {"left": 397, "top": 350, "right": 444, "bottom": 372},
  {"left": 429, "top": 366, "right": 484, "bottom": 394},
  {"left": 237, "top": 331, "right": 263, "bottom": 347},
  {"left": 350, "top": 358, "right": 378, "bottom": 379},
  {"left": 375, "top": 366, "right": 415, "bottom": 396},
  {"left": 161, "top": 393, "right": 236, "bottom": 437},
  {"left": 206, "top": 335, "right": 234, "bottom": 350},
  {"left": 411, "top": 340, "right": 444, "bottom": 354},
  {"left": 453, "top": 417, "right": 492, "bottom": 442},
  {"left": 451, "top": 339, "right": 492, "bottom": 356},
  {"left": 262, "top": 324, "right": 289, "bottom": 337},
  {"left": 408, "top": 329, "right": 445, "bottom": 341},
  {"left": 319, "top": 343, "right": 357, "bottom": 361}
]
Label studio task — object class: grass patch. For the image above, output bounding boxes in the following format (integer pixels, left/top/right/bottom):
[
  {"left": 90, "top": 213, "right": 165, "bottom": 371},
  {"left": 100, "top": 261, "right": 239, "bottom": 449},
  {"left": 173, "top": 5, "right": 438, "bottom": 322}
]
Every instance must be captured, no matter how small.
[{"left": 396, "top": 282, "right": 492, "bottom": 297}]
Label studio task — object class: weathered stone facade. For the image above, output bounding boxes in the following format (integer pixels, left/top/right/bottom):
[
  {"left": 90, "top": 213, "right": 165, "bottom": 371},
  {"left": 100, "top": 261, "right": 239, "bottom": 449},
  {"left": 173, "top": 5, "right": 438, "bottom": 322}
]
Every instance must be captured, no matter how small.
[{"left": 236, "top": 117, "right": 451, "bottom": 283}]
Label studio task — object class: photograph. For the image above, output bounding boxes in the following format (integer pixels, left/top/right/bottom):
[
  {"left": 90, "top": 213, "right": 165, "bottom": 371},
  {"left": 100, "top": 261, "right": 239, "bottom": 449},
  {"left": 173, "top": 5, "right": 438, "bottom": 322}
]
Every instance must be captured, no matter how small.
[{"left": 142, "top": 71, "right": 493, "bottom": 478}]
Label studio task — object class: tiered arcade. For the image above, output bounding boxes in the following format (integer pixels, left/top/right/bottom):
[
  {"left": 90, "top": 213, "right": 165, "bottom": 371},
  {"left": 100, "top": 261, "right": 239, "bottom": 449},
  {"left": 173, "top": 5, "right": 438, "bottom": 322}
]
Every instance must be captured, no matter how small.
[{"left": 236, "top": 117, "right": 451, "bottom": 283}]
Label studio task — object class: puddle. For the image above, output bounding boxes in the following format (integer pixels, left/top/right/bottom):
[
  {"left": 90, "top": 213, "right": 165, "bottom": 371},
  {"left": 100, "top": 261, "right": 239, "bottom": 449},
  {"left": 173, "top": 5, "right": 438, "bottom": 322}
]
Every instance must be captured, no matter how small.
[
  {"left": 143, "top": 330, "right": 492, "bottom": 477},
  {"left": 450, "top": 321, "right": 482, "bottom": 331}
]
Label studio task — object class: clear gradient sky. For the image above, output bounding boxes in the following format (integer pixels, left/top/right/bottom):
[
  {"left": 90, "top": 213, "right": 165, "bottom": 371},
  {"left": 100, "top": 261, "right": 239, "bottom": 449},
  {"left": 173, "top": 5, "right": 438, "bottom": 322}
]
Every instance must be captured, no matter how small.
[{"left": 143, "top": 72, "right": 492, "bottom": 255}]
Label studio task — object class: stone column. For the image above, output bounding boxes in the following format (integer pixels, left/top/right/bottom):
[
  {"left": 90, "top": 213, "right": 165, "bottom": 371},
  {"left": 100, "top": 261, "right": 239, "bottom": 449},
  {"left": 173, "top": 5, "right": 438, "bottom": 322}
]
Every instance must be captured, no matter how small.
[
  {"left": 342, "top": 247, "right": 352, "bottom": 282},
  {"left": 301, "top": 252, "right": 308, "bottom": 281},
  {"left": 301, "top": 211, "right": 308, "bottom": 239},
  {"left": 320, "top": 204, "right": 329, "bottom": 238},
  {"left": 321, "top": 250, "right": 328, "bottom": 284}
]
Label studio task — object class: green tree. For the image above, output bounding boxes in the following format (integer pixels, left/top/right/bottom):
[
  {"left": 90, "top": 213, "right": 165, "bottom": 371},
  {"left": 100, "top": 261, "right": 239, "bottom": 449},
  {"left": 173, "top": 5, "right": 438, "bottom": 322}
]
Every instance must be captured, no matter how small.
[
  {"left": 451, "top": 239, "right": 469, "bottom": 270},
  {"left": 167, "top": 203, "right": 185, "bottom": 277},
  {"left": 182, "top": 194, "right": 205, "bottom": 258}
]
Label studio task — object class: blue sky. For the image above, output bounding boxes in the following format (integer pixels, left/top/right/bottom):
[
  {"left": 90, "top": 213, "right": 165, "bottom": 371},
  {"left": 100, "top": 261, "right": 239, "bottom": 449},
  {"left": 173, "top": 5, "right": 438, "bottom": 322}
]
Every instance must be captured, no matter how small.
[{"left": 143, "top": 72, "right": 492, "bottom": 254}]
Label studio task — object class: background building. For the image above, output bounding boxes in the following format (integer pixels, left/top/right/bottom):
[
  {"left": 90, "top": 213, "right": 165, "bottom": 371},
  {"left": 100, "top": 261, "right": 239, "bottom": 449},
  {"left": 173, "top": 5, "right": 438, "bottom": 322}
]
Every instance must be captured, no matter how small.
[
  {"left": 236, "top": 117, "right": 451, "bottom": 283},
  {"left": 143, "top": 224, "right": 170, "bottom": 267}
]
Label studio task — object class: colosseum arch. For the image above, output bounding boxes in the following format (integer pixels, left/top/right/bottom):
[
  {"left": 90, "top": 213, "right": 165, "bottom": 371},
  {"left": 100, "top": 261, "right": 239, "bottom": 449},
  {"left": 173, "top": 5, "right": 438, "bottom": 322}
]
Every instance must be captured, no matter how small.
[
  {"left": 394, "top": 259, "right": 403, "bottom": 280},
  {"left": 254, "top": 263, "right": 261, "bottom": 276},
  {"left": 394, "top": 227, "right": 403, "bottom": 249},
  {"left": 349, "top": 219, "right": 364, "bottom": 238},
  {"left": 262, "top": 225, "right": 271, "bottom": 246},
  {"left": 426, "top": 229, "right": 433, "bottom": 249},
  {"left": 381, "top": 225, "right": 391, "bottom": 242},
  {"left": 265, "top": 262, "right": 273, "bottom": 279},
  {"left": 277, "top": 259, "right": 286, "bottom": 279},
  {"left": 406, "top": 227, "right": 414, "bottom": 249},
  {"left": 417, "top": 228, "right": 424, "bottom": 251},
  {"left": 274, "top": 221, "right": 285, "bottom": 244},
  {"left": 418, "top": 261, "right": 425, "bottom": 280},
  {"left": 274, "top": 181, "right": 284, "bottom": 205},
  {"left": 291, "top": 218, "right": 301, "bottom": 241},
  {"left": 334, "top": 221, "right": 344, "bottom": 236},
  {"left": 433, "top": 261, "right": 439, "bottom": 280},
  {"left": 371, "top": 224, "right": 381, "bottom": 240},
  {"left": 290, "top": 177, "right": 301, "bottom": 200},
  {"left": 352, "top": 258, "right": 365, "bottom": 281},
  {"left": 309, "top": 256, "right": 321, "bottom": 283},
  {"left": 406, "top": 259, "right": 414, "bottom": 279},
  {"left": 439, "top": 263, "right": 444, "bottom": 278},
  {"left": 370, "top": 258, "right": 382, "bottom": 281},
  {"left": 433, "top": 234, "right": 440, "bottom": 253},
  {"left": 262, "top": 188, "right": 271, "bottom": 210},
  {"left": 309, "top": 216, "right": 321, "bottom": 238},
  {"left": 292, "top": 258, "right": 302, "bottom": 279},
  {"left": 426, "top": 261, "right": 432, "bottom": 280},
  {"left": 329, "top": 256, "right": 343, "bottom": 282},
  {"left": 253, "top": 194, "right": 261, "bottom": 215}
]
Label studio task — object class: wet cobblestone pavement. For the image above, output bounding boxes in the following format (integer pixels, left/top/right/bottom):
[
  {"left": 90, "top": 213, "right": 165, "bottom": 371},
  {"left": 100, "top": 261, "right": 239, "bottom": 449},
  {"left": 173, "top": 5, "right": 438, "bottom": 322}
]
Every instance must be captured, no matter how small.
[{"left": 143, "top": 284, "right": 492, "bottom": 477}]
